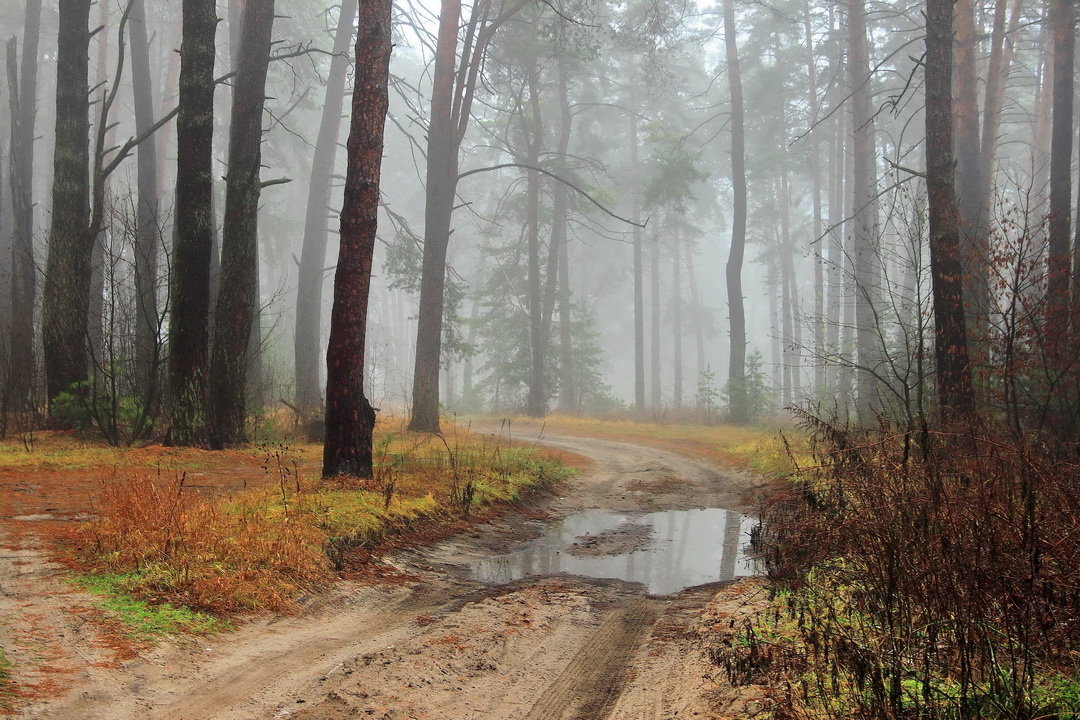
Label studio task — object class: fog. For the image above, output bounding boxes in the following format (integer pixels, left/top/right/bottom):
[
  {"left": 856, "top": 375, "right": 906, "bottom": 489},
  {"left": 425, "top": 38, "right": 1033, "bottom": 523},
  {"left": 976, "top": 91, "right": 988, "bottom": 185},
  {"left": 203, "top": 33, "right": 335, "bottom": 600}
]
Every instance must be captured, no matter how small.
[{"left": 0, "top": 0, "right": 1063, "bottom": 438}]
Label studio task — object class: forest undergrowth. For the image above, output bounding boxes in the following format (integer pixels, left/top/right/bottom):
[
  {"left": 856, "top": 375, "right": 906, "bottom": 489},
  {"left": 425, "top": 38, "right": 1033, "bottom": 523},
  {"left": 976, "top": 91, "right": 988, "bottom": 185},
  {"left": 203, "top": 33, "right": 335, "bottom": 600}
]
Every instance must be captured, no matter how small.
[
  {"left": 712, "top": 414, "right": 1080, "bottom": 720},
  {"left": 33, "top": 419, "right": 574, "bottom": 623}
]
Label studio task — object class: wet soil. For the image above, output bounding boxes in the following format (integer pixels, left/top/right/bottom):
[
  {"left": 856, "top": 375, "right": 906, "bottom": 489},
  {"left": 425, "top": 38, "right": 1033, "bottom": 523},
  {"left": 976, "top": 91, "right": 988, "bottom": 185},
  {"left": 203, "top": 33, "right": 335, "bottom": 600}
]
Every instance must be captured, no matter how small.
[{"left": 2, "top": 426, "right": 771, "bottom": 720}]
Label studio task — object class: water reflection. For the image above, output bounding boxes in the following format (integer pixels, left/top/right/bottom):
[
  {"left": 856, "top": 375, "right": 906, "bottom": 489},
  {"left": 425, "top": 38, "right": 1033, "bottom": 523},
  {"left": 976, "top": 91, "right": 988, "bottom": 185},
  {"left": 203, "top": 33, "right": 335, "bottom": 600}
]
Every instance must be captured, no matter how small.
[{"left": 469, "top": 508, "right": 758, "bottom": 595}]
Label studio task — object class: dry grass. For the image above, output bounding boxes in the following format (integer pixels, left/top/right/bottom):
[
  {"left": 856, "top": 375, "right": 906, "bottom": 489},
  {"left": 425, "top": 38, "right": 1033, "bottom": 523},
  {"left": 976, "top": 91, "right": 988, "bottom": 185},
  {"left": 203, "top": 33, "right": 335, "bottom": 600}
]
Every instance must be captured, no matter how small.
[
  {"left": 73, "top": 419, "right": 574, "bottom": 615},
  {"left": 496, "top": 414, "right": 802, "bottom": 476},
  {"left": 726, "top": 416, "right": 1080, "bottom": 720}
]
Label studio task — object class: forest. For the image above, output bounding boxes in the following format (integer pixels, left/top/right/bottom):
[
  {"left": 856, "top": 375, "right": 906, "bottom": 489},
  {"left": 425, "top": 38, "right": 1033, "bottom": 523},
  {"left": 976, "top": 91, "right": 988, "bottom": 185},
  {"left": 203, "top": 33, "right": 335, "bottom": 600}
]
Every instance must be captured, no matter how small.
[{"left": 0, "top": 0, "right": 1077, "bottom": 718}]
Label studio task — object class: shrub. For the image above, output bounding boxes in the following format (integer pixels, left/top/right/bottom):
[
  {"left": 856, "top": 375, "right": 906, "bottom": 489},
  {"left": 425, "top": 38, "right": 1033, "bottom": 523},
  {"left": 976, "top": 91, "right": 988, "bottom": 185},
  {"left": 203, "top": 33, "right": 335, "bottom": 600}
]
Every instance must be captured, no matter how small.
[{"left": 738, "top": 414, "right": 1080, "bottom": 720}]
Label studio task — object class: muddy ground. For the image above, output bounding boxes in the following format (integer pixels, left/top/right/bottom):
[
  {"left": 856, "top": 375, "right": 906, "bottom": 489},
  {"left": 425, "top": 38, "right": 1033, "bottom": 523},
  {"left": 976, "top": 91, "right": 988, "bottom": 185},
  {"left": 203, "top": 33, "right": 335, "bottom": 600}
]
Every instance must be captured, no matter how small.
[{"left": 3, "top": 429, "right": 772, "bottom": 720}]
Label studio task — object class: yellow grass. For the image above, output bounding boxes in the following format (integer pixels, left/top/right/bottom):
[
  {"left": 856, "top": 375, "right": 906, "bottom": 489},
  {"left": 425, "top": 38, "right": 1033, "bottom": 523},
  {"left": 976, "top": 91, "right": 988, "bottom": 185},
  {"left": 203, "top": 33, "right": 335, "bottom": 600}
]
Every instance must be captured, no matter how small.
[
  {"left": 498, "top": 414, "right": 806, "bottom": 477},
  {"left": 73, "top": 419, "right": 573, "bottom": 615}
]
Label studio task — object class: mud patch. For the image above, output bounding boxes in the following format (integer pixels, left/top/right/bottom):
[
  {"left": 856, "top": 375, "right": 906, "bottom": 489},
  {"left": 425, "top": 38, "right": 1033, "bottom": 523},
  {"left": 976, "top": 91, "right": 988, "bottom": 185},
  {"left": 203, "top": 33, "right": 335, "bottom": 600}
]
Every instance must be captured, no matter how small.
[{"left": 568, "top": 522, "right": 652, "bottom": 557}]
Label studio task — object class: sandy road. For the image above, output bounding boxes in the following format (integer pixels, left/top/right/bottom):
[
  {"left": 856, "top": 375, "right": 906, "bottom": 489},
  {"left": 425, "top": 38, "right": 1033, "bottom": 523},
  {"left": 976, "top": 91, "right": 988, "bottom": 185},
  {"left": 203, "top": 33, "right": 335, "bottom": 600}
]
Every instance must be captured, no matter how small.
[{"left": 8, "top": 428, "right": 770, "bottom": 720}]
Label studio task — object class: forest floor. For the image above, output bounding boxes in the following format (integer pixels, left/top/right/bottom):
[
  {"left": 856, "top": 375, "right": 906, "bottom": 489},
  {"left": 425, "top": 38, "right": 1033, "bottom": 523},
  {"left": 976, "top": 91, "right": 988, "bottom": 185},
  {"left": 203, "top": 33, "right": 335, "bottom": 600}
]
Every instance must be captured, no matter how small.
[{"left": 0, "top": 421, "right": 776, "bottom": 720}]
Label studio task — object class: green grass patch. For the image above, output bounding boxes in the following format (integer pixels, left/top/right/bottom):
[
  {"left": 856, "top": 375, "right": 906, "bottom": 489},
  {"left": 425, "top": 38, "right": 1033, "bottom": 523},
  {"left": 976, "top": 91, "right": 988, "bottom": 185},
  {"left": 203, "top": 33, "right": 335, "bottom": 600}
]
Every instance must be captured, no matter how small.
[
  {"left": 0, "top": 646, "right": 13, "bottom": 710},
  {"left": 73, "top": 573, "right": 226, "bottom": 639}
]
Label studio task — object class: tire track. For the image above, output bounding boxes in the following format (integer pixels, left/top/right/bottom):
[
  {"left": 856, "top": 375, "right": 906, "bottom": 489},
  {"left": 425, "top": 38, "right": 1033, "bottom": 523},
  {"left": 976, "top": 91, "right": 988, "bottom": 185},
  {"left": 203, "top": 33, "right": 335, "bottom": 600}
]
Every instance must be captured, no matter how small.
[
  {"left": 146, "top": 586, "right": 463, "bottom": 720},
  {"left": 522, "top": 597, "right": 661, "bottom": 720}
]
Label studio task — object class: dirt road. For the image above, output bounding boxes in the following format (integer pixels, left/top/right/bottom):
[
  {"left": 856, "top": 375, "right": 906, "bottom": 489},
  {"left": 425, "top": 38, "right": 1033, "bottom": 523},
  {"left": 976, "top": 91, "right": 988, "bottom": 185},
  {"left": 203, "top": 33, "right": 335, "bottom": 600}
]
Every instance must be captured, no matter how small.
[{"left": 6, "top": 429, "right": 770, "bottom": 720}]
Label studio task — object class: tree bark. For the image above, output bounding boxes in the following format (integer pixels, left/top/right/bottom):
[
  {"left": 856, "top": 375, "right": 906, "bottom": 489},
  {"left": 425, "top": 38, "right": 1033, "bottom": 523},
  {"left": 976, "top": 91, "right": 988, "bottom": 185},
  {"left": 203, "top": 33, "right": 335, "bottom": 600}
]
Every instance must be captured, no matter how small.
[
  {"left": 167, "top": 0, "right": 217, "bottom": 446},
  {"left": 978, "top": 0, "right": 1021, "bottom": 221},
  {"left": 650, "top": 219, "right": 662, "bottom": 408},
  {"left": 1046, "top": 0, "right": 1073, "bottom": 335},
  {"left": 926, "top": 0, "right": 975, "bottom": 413},
  {"left": 7, "top": 0, "right": 42, "bottom": 411},
  {"left": 827, "top": 96, "right": 844, "bottom": 398},
  {"left": 323, "top": 0, "right": 391, "bottom": 478},
  {"left": 209, "top": 0, "right": 276, "bottom": 446},
  {"left": 779, "top": 167, "right": 801, "bottom": 406},
  {"left": 130, "top": 0, "right": 161, "bottom": 407},
  {"left": 42, "top": 0, "right": 92, "bottom": 406},
  {"left": 686, "top": 251, "right": 706, "bottom": 384},
  {"left": 525, "top": 54, "right": 545, "bottom": 418},
  {"left": 672, "top": 226, "right": 683, "bottom": 409},
  {"left": 295, "top": 0, "right": 358, "bottom": 412},
  {"left": 848, "top": 0, "right": 882, "bottom": 425},
  {"left": 409, "top": 0, "right": 463, "bottom": 433},
  {"left": 408, "top": 0, "right": 518, "bottom": 432},
  {"left": 804, "top": 0, "right": 825, "bottom": 396},
  {"left": 631, "top": 110, "right": 645, "bottom": 412},
  {"left": 724, "top": 0, "right": 748, "bottom": 423},
  {"left": 553, "top": 56, "right": 576, "bottom": 415},
  {"left": 953, "top": 0, "right": 989, "bottom": 356}
]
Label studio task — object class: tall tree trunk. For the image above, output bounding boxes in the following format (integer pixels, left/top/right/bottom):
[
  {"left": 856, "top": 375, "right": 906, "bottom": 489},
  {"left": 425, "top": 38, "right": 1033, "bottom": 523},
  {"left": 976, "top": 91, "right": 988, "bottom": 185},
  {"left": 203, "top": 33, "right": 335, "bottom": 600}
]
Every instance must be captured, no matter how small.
[
  {"left": 848, "top": 0, "right": 882, "bottom": 425},
  {"left": 1046, "top": 0, "right": 1073, "bottom": 335},
  {"left": 130, "top": 0, "right": 161, "bottom": 408},
  {"left": 42, "top": 0, "right": 92, "bottom": 407},
  {"left": 7, "top": 0, "right": 42, "bottom": 411},
  {"left": 724, "top": 0, "right": 748, "bottom": 423},
  {"left": 631, "top": 108, "right": 645, "bottom": 412},
  {"left": 295, "top": 0, "right": 358, "bottom": 412},
  {"left": 322, "top": 0, "right": 391, "bottom": 477},
  {"left": 672, "top": 226, "right": 683, "bottom": 409},
  {"left": 804, "top": 0, "right": 825, "bottom": 396},
  {"left": 650, "top": 220, "right": 662, "bottom": 408},
  {"left": 1032, "top": 20, "right": 1054, "bottom": 224},
  {"left": 553, "top": 56, "right": 575, "bottom": 415},
  {"left": 408, "top": 0, "right": 516, "bottom": 431},
  {"left": 978, "top": 0, "right": 1021, "bottom": 222},
  {"left": 557, "top": 218, "right": 574, "bottom": 414},
  {"left": 208, "top": 0, "right": 276, "bottom": 446},
  {"left": 838, "top": 105, "right": 856, "bottom": 418},
  {"left": 827, "top": 98, "right": 844, "bottom": 398},
  {"left": 953, "top": 0, "right": 989, "bottom": 358},
  {"left": 86, "top": 0, "right": 110, "bottom": 368},
  {"left": 926, "top": 0, "right": 975, "bottom": 413},
  {"left": 769, "top": 260, "right": 782, "bottom": 392},
  {"left": 779, "top": 168, "right": 801, "bottom": 405},
  {"left": 167, "top": 0, "right": 217, "bottom": 446},
  {"left": 408, "top": 0, "right": 462, "bottom": 433},
  {"left": 686, "top": 251, "right": 706, "bottom": 383},
  {"left": 525, "top": 54, "right": 545, "bottom": 418},
  {"left": 0, "top": 49, "right": 8, "bottom": 378}
]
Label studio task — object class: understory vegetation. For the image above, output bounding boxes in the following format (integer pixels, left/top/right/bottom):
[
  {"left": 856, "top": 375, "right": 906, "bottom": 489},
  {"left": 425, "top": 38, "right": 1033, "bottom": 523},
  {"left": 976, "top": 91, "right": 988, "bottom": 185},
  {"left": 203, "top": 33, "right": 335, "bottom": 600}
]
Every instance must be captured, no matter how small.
[
  {"left": 41, "top": 422, "right": 572, "bottom": 618},
  {"left": 714, "top": 416, "right": 1080, "bottom": 720}
]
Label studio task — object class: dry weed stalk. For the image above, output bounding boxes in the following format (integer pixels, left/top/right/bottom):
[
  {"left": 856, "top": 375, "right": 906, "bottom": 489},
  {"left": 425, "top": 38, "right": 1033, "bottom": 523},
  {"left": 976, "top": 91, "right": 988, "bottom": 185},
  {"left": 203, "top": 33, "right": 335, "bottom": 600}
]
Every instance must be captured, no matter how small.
[{"left": 741, "top": 413, "right": 1080, "bottom": 719}]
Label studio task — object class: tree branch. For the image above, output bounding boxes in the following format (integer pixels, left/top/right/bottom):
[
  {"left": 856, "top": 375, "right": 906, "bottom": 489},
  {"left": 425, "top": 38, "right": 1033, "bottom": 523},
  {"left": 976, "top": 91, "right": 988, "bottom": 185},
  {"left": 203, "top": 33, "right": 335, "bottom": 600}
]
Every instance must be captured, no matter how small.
[{"left": 458, "top": 163, "right": 647, "bottom": 228}]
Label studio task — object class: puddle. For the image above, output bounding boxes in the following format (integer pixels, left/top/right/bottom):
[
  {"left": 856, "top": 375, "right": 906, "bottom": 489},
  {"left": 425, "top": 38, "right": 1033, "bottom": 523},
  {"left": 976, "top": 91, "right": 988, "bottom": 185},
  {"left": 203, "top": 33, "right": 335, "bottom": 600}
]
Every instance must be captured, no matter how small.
[{"left": 469, "top": 508, "right": 759, "bottom": 596}]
